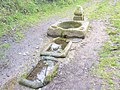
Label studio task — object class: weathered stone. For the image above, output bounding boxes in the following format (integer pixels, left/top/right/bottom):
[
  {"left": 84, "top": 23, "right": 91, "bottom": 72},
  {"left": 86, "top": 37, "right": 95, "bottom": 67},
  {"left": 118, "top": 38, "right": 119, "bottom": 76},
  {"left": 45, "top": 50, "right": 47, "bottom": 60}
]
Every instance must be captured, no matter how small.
[
  {"left": 73, "top": 6, "right": 84, "bottom": 21},
  {"left": 19, "top": 60, "right": 59, "bottom": 89},
  {"left": 74, "top": 6, "right": 84, "bottom": 16},
  {"left": 44, "top": 63, "right": 59, "bottom": 85},
  {"left": 19, "top": 78, "right": 43, "bottom": 89},
  {"left": 73, "top": 15, "right": 84, "bottom": 21},
  {"left": 47, "top": 21, "right": 89, "bottom": 38},
  {"left": 40, "top": 37, "right": 72, "bottom": 58},
  {"left": 47, "top": 26, "right": 61, "bottom": 37},
  {"left": 41, "top": 56, "right": 58, "bottom": 62}
]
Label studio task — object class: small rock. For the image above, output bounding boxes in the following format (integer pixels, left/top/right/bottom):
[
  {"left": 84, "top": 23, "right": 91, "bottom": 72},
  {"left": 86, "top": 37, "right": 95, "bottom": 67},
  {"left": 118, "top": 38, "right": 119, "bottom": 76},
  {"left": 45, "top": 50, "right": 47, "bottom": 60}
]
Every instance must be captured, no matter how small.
[
  {"left": 23, "top": 53, "right": 27, "bottom": 56},
  {"left": 18, "top": 52, "right": 22, "bottom": 55},
  {"left": 25, "top": 52, "right": 29, "bottom": 55},
  {"left": 72, "top": 38, "right": 82, "bottom": 43},
  {"left": 36, "top": 46, "right": 39, "bottom": 49},
  {"left": 6, "top": 73, "right": 9, "bottom": 77}
]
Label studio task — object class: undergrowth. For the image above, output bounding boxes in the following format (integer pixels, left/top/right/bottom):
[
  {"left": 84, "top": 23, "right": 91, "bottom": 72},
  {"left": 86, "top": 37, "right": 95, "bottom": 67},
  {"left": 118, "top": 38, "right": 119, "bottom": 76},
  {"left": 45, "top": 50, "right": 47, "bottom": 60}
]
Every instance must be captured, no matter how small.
[{"left": 0, "top": 0, "right": 87, "bottom": 37}]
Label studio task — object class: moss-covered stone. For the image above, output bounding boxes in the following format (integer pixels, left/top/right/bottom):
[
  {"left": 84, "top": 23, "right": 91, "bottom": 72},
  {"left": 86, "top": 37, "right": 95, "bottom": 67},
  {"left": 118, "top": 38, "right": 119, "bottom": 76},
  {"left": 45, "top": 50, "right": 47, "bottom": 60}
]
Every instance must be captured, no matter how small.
[
  {"left": 73, "top": 6, "right": 84, "bottom": 21},
  {"left": 40, "top": 37, "right": 72, "bottom": 58},
  {"left": 47, "top": 20, "right": 89, "bottom": 38},
  {"left": 19, "top": 78, "right": 43, "bottom": 89},
  {"left": 74, "top": 6, "right": 84, "bottom": 16},
  {"left": 44, "top": 63, "right": 59, "bottom": 85}
]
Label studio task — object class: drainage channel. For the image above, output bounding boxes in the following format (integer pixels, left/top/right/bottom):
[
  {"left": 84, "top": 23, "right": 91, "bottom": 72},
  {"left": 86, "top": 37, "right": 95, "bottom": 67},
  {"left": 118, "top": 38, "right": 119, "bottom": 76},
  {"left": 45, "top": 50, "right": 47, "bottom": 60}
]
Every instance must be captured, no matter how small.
[{"left": 19, "top": 5, "right": 89, "bottom": 89}]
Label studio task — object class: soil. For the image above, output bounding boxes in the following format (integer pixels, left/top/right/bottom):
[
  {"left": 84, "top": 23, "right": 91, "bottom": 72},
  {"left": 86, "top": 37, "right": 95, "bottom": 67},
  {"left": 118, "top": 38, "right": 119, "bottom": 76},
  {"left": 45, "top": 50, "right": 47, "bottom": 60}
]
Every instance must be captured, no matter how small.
[{"left": 0, "top": 1, "right": 109, "bottom": 90}]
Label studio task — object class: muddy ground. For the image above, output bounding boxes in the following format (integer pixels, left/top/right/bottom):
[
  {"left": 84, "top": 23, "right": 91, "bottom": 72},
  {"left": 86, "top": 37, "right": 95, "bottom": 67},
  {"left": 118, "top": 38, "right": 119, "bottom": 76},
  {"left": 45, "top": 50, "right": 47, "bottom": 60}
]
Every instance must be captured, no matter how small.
[{"left": 0, "top": 1, "right": 109, "bottom": 90}]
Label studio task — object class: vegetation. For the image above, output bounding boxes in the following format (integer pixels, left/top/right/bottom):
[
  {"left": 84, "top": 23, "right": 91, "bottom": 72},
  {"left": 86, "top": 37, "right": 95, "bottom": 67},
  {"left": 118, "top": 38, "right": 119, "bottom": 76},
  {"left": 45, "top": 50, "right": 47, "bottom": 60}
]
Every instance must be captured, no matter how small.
[
  {"left": 86, "top": 0, "right": 120, "bottom": 89},
  {"left": 0, "top": 0, "right": 87, "bottom": 37}
]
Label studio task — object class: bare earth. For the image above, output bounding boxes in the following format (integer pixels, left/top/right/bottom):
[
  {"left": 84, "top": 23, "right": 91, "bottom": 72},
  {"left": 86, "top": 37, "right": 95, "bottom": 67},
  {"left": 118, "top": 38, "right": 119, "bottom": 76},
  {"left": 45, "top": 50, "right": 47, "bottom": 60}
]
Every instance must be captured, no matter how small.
[{"left": 0, "top": 2, "right": 109, "bottom": 90}]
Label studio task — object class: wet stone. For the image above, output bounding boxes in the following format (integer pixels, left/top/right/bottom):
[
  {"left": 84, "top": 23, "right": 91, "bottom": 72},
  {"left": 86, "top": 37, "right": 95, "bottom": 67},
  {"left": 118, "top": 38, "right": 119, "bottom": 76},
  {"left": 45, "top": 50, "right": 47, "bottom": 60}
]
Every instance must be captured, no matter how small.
[{"left": 19, "top": 60, "right": 58, "bottom": 89}]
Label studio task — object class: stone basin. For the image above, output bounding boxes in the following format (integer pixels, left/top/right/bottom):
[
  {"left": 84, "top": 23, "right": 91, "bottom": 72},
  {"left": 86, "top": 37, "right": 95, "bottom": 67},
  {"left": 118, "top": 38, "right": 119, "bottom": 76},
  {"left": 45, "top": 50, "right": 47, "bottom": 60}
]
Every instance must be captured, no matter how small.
[
  {"left": 19, "top": 60, "right": 58, "bottom": 89},
  {"left": 40, "top": 37, "right": 72, "bottom": 58},
  {"left": 47, "top": 20, "right": 89, "bottom": 38}
]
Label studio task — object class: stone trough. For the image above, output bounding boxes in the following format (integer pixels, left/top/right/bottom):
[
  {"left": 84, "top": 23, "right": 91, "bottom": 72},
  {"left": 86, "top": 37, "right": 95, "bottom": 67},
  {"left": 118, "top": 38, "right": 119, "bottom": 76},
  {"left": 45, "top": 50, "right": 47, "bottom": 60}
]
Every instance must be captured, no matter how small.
[
  {"left": 47, "top": 20, "right": 89, "bottom": 38},
  {"left": 40, "top": 37, "right": 72, "bottom": 58},
  {"left": 19, "top": 60, "right": 58, "bottom": 89}
]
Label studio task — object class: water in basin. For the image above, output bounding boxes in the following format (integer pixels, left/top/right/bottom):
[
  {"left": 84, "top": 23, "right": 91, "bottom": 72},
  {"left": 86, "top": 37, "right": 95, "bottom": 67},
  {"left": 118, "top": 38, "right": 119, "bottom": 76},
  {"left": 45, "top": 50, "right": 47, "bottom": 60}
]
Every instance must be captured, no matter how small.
[{"left": 58, "top": 21, "right": 82, "bottom": 29}]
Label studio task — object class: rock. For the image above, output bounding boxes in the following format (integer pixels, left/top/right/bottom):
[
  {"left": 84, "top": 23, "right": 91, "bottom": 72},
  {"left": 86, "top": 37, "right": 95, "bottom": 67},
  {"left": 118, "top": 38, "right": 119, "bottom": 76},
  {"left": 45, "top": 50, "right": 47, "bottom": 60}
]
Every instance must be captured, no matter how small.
[
  {"left": 41, "top": 56, "right": 58, "bottom": 62},
  {"left": 19, "top": 78, "right": 43, "bottom": 89},
  {"left": 51, "top": 43, "right": 61, "bottom": 51},
  {"left": 18, "top": 52, "right": 22, "bottom": 55},
  {"left": 23, "top": 52, "right": 27, "bottom": 56},
  {"left": 47, "top": 20, "right": 89, "bottom": 38},
  {"left": 73, "top": 6, "right": 84, "bottom": 21},
  {"left": 36, "top": 46, "right": 39, "bottom": 49},
  {"left": 72, "top": 38, "right": 82, "bottom": 43},
  {"left": 6, "top": 73, "right": 10, "bottom": 77},
  {"left": 74, "top": 6, "right": 84, "bottom": 16}
]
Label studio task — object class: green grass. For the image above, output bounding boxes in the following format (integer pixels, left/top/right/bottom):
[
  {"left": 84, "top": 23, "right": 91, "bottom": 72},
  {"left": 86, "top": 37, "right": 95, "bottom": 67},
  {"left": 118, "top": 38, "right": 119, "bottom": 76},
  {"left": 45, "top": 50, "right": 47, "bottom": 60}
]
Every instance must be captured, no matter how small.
[
  {"left": 0, "top": 0, "right": 87, "bottom": 38},
  {"left": 85, "top": 0, "right": 120, "bottom": 20},
  {"left": 0, "top": 43, "right": 10, "bottom": 60},
  {"left": 88, "top": 0, "right": 120, "bottom": 89},
  {"left": 0, "top": 43, "right": 10, "bottom": 49}
]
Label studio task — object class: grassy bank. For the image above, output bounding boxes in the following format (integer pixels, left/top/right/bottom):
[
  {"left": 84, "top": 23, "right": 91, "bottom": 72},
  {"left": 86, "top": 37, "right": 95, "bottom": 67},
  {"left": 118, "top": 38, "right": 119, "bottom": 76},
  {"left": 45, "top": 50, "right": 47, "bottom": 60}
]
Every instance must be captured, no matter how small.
[
  {"left": 0, "top": 0, "right": 87, "bottom": 38},
  {"left": 86, "top": 0, "right": 120, "bottom": 89}
]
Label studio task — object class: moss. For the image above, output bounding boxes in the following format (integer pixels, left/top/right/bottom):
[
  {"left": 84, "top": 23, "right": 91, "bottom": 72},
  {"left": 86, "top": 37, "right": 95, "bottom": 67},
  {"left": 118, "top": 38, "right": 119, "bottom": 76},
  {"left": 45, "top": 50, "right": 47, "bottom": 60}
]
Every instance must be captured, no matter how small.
[
  {"left": 44, "top": 63, "right": 59, "bottom": 85},
  {"left": 21, "top": 73, "right": 29, "bottom": 78}
]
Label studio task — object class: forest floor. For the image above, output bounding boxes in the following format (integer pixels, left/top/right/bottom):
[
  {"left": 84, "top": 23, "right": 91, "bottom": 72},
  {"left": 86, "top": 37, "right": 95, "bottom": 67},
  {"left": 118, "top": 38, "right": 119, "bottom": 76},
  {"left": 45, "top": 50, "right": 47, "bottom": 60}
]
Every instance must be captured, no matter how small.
[{"left": 0, "top": 0, "right": 120, "bottom": 90}]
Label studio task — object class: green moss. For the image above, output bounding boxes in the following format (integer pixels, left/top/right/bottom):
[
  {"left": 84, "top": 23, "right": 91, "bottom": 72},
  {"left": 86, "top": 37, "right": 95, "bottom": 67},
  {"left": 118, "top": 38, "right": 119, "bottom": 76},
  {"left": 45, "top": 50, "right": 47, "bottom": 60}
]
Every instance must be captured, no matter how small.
[
  {"left": 86, "top": 0, "right": 120, "bottom": 20},
  {"left": 21, "top": 73, "right": 29, "bottom": 78},
  {"left": 44, "top": 63, "right": 59, "bottom": 85},
  {"left": 0, "top": 43, "right": 10, "bottom": 49}
]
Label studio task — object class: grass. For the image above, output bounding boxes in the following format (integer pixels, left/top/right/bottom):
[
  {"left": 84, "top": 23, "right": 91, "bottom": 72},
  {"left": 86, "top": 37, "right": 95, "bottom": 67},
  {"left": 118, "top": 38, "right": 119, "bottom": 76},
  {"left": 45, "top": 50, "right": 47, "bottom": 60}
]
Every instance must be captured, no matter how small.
[
  {"left": 85, "top": 0, "right": 120, "bottom": 20},
  {"left": 0, "top": 0, "right": 87, "bottom": 38},
  {"left": 86, "top": 0, "right": 120, "bottom": 89},
  {"left": 0, "top": 43, "right": 10, "bottom": 49}
]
